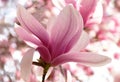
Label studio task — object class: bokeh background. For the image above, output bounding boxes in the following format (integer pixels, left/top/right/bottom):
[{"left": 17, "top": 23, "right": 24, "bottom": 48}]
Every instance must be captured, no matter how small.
[{"left": 1, "top": 0, "right": 120, "bottom": 82}]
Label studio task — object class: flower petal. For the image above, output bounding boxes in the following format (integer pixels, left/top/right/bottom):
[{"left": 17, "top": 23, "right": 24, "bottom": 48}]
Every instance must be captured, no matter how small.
[
  {"left": 52, "top": 0, "right": 65, "bottom": 10},
  {"left": 71, "top": 31, "right": 90, "bottom": 51},
  {"left": 51, "top": 5, "right": 83, "bottom": 57},
  {"left": 80, "top": 0, "right": 97, "bottom": 24},
  {"left": 20, "top": 48, "right": 35, "bottom": 81},
  {"left": 15, "top": 27, "right": 41, "bottom": 47},
  {"left": 86, "top": 1, "right": 103, "bottom": 26},
  {"left": 51, "top": 52, "right": 111, "bottom": 66},
  {"left": 65, "top": 0, "right": 76, "bottom": 8},
  {"left": 37, "top": 45, "right": 51, "bottom": 63},
  {"left": 17, "top": 5, "right": 49, "bottom": 46}
]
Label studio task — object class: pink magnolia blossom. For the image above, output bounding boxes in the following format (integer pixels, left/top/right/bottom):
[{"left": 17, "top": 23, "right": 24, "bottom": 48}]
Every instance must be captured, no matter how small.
[
  {"left": 78, "top": 0, "right": 103, "bottom": 26},
  {"left": 15, "top": 5, "right": 111, "bottom": 81},
  {"left": 52, "top": 0, "right": 103, "bottom": 27}
]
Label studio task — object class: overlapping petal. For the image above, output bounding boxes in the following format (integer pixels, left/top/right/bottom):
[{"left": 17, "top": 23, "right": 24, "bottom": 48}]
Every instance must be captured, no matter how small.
[
  {"left": 51, "top": 5, "right": 83, "bottom": 58},
  {"left": 15, "top": 27, "right": 41, "bottom": 47},
  {"left": 17, "top": 5, "right": 49, "bottom": 46},
  {"left": 71, "top": 31, "right": 90, "bottom": 51},
  {"left": 51, "top": 52, "right": 111, "bottom": 66},
  {"left": 20, "top": 48, "right": 35, "bottom": 81},
  {"left": 37, "top": 45, "right": 51, "bottom": 63}
]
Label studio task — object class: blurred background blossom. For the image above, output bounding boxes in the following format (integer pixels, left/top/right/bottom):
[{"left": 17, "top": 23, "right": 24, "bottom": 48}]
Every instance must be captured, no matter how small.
[{"left": 0, "top": 0, "right": 120, "bottom": 82}]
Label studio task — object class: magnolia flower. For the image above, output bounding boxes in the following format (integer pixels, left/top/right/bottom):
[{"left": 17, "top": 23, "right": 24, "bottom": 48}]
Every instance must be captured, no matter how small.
[
  {"left": 52, "top": 0, "right": 103, "bottom": 27},
  {"left": 15, "top": 5, "right": 111, "bottom": 81}
]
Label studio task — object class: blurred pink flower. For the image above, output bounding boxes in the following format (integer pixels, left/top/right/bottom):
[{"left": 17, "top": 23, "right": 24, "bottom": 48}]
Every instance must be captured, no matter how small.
[
  {"left": 15, "top": 5, "right": 110, "bottom": 81},
  {"left": 67, "top": 0, "right": 103, "bottom": 27},
  {"left": 52, "top": 0, "right": 103, "bottom": 27}
]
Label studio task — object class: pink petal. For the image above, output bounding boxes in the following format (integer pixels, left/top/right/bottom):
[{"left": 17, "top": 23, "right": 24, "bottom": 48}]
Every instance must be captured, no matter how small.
[
  {"left": 51, "top": 52, "right": 111, "bottom": 66},
  {"left": 15, "top": 27, "right": 41, "bottom": 47},
  {"left": 71, "top": 31, "right": 90, "bottom": 51},
  {"left": 20, "top": 48, "right": 35, "bottom": 81},
  {"left": 80, "top": 0, "right": 97, "bottom": 24},
  {"left": 86, "top": 1, "right": 103, "bottom": 26},
  {"left": 51, "top": 5, "right": 83, "bottom": 57},
  {"left": 65, "top": 0, "right": 76, "bottom": 8},
  {"left": 47, "top": 16, "right": 56, "bottom": 35},
  {"left": 37, "top": 45, "right": 51, "bottom": 63},
  {"left": 17, "top": 5, "right": 49, "bottom": 46}
]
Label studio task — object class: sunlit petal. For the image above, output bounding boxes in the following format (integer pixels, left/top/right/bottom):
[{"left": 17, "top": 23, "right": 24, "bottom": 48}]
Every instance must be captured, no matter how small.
[
  {"left": 72, "top": 31, "right": 90, "bottom": 51},
  {"left": 51, "top": 52, "right": 111, "bottom": 66},
  {"left": 15, "top": 27, "right": 41, "bottom": 47},
  {"left": 20, "top": 48, "right": 35, "bottom": 81}
]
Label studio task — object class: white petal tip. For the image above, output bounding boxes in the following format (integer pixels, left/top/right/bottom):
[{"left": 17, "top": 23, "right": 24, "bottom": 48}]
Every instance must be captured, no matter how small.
[{"left": 90, "top": 56, "right": 111, "bottom": 67}]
